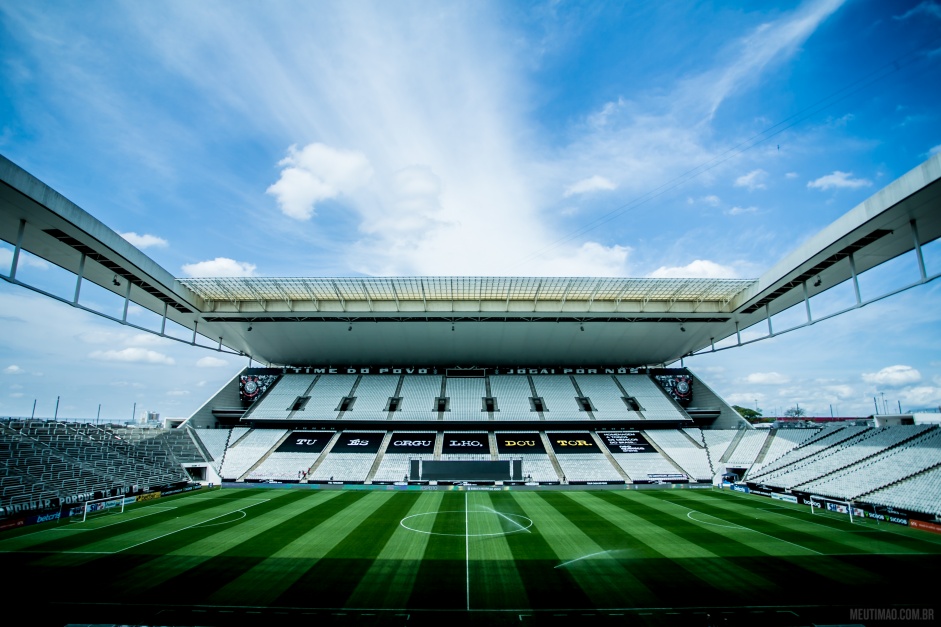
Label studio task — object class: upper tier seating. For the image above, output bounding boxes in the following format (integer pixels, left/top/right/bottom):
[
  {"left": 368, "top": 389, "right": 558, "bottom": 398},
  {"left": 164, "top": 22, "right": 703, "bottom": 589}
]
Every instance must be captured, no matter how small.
[
  {"left": 489, "top": 375, "right": 537, "bottom": 420},
  {"left": 247, "top": 374, "right": 315, "bottom": 420},
  {"left": 344, "top": 375, "right": 399, "bottom": 420},
  {"left": 616, "top": 375, "right": 686, "bottom": 420},
  {"left": 394, "top": 375, "right": 442, "bottom": 420}
]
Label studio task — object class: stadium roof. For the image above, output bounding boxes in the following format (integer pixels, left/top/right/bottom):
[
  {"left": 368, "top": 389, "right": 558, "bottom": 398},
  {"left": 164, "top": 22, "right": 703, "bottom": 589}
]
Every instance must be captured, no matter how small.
[
  {"left": 180, "top": 276, "right": 754, "bottom": 308},
  {"left": 2, "top": 153, "right": 939, "bottom": 367}
]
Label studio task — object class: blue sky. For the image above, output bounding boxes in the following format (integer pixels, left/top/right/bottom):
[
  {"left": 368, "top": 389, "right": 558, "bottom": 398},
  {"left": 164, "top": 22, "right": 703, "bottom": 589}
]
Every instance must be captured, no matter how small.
[{"left": 1, "top": 0, "right": 940, "bottom": 421}]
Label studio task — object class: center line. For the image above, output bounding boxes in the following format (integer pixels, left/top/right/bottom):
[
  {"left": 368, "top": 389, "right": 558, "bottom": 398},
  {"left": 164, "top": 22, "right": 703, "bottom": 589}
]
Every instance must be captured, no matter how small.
[{"left": 465, "top": 491, "right": 470, "bottom": 612}]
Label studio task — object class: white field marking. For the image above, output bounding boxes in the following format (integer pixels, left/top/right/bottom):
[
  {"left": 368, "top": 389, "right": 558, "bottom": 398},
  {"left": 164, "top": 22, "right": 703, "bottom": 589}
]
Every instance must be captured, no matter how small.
[
  {"left": 112, "top": 499, "right": 270, "bottom": 553},
  {"left": 193, "top": 509, "right": 247, "bottom": 527},
  {"left": 717, "top": 490, "right": 941, "bottom": 547},
  {"left": 0, "top": 505, "right": 180, "bottom": 550},
  {"left": 481, "top": 506, "right": 532, "bottom": 533},
  {"left": 554, "top": 550, "right": 612, "bottom": 569},
  {"left": 399, "top": 510, "right": 534, "bottom": 537},
  {"left": 465, "top": 492, "right": 470, "bottom": 612},
  {"left": 651, "top": 495, "right": 823, "bottom": 556},
  {"left": 686, "top": 510, "right": 742, "bottom": 529}
]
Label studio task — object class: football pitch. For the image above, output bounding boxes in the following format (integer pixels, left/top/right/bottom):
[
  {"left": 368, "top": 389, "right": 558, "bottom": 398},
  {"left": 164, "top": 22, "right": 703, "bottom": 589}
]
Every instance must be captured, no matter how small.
[{"left": 2, "top": 487, "right": 939, "bottom": 625}]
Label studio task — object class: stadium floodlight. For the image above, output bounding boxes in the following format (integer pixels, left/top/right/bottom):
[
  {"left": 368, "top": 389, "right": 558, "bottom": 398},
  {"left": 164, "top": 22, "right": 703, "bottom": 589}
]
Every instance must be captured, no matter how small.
[{"left": 112, "top": 275, "right": 120, "bottom": 286}]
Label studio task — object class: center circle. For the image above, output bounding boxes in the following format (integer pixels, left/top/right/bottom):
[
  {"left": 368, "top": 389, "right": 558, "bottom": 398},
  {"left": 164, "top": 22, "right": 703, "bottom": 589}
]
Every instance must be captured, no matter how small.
[{"left": 400, "top": 510, "right": 534, "bottom": 537}]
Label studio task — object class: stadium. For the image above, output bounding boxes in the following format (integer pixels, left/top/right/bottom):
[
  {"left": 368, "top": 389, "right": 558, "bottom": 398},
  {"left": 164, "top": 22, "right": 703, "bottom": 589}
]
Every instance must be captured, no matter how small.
[{"left": 1, "top": 145, "right": 941, "bottom": 627}]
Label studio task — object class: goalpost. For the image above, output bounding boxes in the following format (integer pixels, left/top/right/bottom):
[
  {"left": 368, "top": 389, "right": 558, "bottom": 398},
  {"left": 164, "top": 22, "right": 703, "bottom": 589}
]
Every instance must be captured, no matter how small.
[
  {"left": 75, "top": 495, "right": 127, "bottom": 523},
  {"left": 808, "top": 496, "right": 863, "bottom": 524}
]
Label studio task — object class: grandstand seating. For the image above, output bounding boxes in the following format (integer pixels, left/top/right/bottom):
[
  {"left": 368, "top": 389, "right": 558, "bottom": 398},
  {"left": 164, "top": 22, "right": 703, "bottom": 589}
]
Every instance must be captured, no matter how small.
[
  {"left": 344, "top": 375, "right": 399, "bottom": 420},
  {"left": 489, "top": 375, "right": 536, "bottom": 420},
  {"left": 395, "top": 375, "right": 442, "bottom": 420},
  {"left": 531, "top": 375, "right": 581, "bottom": 418},
  {"left": 616, "top": 375, "right": 685, "bottom": 420},
  {"left": 554, "top": 454, "right": 624, "bottom": 482},
  {"left": 371, "top": 454, "right": 433, "bottom": 482},
  {"left": 645, "top": 429, "right": 712, "bottom": 480},
  {"left": 573, "top": 375, "right": 629, "bottom": 418},
  {"left": 859, "top": 464, "right": 941, "bottom": 516},
  {"left": 724, "top": 430, "right": 770, "bottom": 468},
  {"left": 756, "top": 425, "right": 934, "bottom": 490},
  {"left": 219, "top": 428, "right": 287, "bottom": 479},
  {"left": 194, "top": 428, "right": 231, "bottom": 471},
  {"left": 310, "top": 454, "right": 377, "bottom": 482},
  {"left": 801, "top": 427, "right": 941, "bottom": 500},
  {"left": 0, "top": 419, "right": 201, "bottom": 510},
  {"left": 444, "top": 377, "right": 487, "bottom": 420},
  {"left": 247, "top": 374, "right": 315, "bottom": 420},
  {"left": 306, "top": 375, "right": 357, "bottom": 418}
]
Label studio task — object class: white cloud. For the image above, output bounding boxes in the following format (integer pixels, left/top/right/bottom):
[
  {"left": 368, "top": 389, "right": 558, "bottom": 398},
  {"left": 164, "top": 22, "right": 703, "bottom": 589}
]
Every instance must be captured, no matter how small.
[
  {"left": 734, "top": 169, "right": 768, "bottom": 191},
  {"left": 563, "top": 175, "right": 617, "bottom": 197},
  {"left": 3, "top": 365, "right": 24, "bottom": 375},
  {"left": 807, "top": 170, "right": 872, "bottom": 191},
  {"left": 196, "top": 356, "right": 230, "bottom": 368},
  {"left": 745, "top": 372, "right": 791, "bottom": 385},
  {"left": 181, "top": 257, "right": 257, "bottom": 277},
  {"left": 701, "top": 195, "right": 721, "bottom": 207},
  {"left": 894, "top": 1, "right": 941, "bottom": 21},
  {"left": 89, "top": 348, "right": 176, "bottom": 365},
  {"left": 862, "top": 365, "right": 922, "bottom": 387},
  {"left": 530, "top": 242, "right": 631, "bottom": 277},
  {"left": 267, "top": 143, "right": 373, "bottom": 220},
  {"left": 120, "top": 232, "right": 168, "bottom": 249},
  {"left": 929, "top": 144, "right": 941, "bottom": 157},
  {"left": 899, "top": 386, "right": 941, "bottom": 408},
  {"left": 0, "top": 248, "right": 49, "bottom": 270},
  {"left": 648, "top": 259, "right": 739, "bottom": 279},
  {"left": 166, "top": 390, "right": 190, "bottom": 396},
  {"left": 726, "top": 205, "right": 757, "bottom": 216},
  {"left": 785, "top": 171, "right": 799, "bottom": 179}
]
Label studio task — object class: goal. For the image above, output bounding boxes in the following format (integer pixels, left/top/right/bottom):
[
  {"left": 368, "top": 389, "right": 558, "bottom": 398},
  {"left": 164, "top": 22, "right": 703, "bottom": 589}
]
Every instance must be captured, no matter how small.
[
  {"left": 808, "top": 497, "right": 864, "bottom": 524},
  {"left": 75, "top": 495, "right": 127, "bottom": 523}
]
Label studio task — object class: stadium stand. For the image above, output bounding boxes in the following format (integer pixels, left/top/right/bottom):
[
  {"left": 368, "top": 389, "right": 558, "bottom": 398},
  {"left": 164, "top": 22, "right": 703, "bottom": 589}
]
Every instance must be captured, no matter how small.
[
  {"left": 800, "top": 426, "right": 941, "bottom": 500},
  {"left": 395, "top": 375, "right": 442, "bottom": 420},
  {"left": 219, "top": 428, "right": 287, "bottom": 480},
  {"left": 444, "top": 377, "right": 487, "bottom": 420},
  {"left": 489, "top": 375, "right": 536, "bottom": 420},
  {"left": 531, "top": 375, "right": 581, "bottom": 418},
  {"left": 306, "top": 374, "right": 357, "bottom": 418},
  {"left": 723, "top": 430, "right": 770, "bottom": 468},
  {"left": 246, "top": 374, "right": 315, "bottom": 420},
  {"left": 194, "top": 428, "right": 231, "bottom": 471},
  {"left": 645, "top": 429, "right": 712, "bottom": 480},
  {"left": 344, "top": 375, "right": 400, "bottom": 420},
  {"left": 0, "top": 419, "right": 201, "bottom": 511},
  {"left": 859, "top": 463, "right": 941, "bottom": 517},
  {"left": 616, "top": 375, "right": 686, "bottom": 420},
  {"left": 573, "top": 375, "right": 628, "bottom": 418},
  {"left": 748, "top": 425, "right": 872, "bottom": 481},
  {"left": 756, "top": 425, "right": 934, "bottom": 490}
]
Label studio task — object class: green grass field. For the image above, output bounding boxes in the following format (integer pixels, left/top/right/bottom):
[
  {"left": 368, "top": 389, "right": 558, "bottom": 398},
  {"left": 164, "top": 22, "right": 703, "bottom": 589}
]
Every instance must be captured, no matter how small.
[{"left": 2, "top": 487, "right": 939, "bottom": 625}]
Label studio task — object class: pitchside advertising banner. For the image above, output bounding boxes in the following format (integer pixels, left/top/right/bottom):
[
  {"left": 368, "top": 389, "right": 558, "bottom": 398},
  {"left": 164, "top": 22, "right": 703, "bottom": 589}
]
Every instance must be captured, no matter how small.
[
  {"left": 276, "top": 431, "right": 335, "bottom": 453},
  {"left": 386, "top": 433, "right": 436, "bottom": 453},
  {"left": 598, "top": 431, "right": 656, "bottom": 454},
  {"left": 548, "top": 432, "right": 598, "bottom": 454},
  {"left": 496, "top": 433, "right": 546, "bottom": 454},
  {"left": 330, "top": 432, "right": 383, "bottom": 454},
  {"left": 442, "top": 433, "right": 491, "bottom": 454}
]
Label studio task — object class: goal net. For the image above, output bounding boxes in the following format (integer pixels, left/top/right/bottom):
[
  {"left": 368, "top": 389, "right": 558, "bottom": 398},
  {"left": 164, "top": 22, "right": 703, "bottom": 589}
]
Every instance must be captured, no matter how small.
[
  {"left": 74, "top": 495, "right": 126, "bottom": 523},
  {"left": 808, "top": 497, "right": 866, "bottom": 524}
]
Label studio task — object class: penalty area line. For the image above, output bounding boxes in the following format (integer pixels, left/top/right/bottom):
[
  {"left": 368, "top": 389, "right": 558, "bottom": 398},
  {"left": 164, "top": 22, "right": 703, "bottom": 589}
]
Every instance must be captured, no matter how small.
[{"left": 114, "top": 500, "right": 269, "bottom": 553}]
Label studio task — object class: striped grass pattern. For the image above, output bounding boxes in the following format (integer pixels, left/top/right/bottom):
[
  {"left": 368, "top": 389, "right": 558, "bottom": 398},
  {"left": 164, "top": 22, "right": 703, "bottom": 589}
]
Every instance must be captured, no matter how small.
[{"left": 1, "top": 488, "right": 939, "bottom": 613}]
